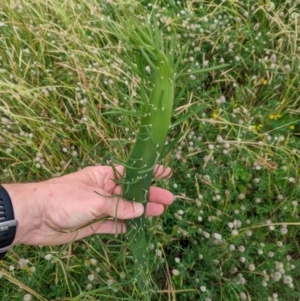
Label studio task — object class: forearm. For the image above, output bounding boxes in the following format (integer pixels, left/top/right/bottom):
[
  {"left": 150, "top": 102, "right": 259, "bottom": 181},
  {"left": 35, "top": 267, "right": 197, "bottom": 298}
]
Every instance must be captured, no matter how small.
[{"left": 2, "top": 183, "right": 42, "bottom": 246}]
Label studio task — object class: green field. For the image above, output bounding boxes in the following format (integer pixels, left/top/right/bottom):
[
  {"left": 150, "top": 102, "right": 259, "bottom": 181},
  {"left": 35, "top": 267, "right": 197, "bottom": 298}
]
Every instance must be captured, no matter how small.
[{"left": 1, "top": 1, "right": 300, "bottom": 300}]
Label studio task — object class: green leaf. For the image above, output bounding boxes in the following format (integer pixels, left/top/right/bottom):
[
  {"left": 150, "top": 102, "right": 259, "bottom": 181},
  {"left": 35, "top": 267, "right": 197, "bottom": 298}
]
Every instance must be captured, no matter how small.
[
  {"left": 178, "top": 64, "right": 229, "bottom": 77},
  {"left": 102, "top": 109, "right": 142, "bottom": 117},
  {"left": 171, "top": 104, "right": 207, "bottom": 128},
  {"left": 159, "top": 132, "right": 184, "bottom": 159}
]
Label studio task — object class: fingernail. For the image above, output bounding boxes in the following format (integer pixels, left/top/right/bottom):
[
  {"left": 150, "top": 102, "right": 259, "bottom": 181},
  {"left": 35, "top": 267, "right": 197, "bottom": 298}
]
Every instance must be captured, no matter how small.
[{"left": 133, "top": 202, "right": 144, "bottom": 215}]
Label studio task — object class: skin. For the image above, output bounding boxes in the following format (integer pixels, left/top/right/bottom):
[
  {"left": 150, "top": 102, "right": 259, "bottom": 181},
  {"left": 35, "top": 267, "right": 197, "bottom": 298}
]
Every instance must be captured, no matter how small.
[{"left": 2, "top": 165, "right": 174, "bottom": 246}]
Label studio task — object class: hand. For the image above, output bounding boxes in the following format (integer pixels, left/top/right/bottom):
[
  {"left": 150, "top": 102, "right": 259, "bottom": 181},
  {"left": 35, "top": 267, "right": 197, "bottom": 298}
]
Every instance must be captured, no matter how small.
[{"left": 3, "top": 165, "right": 174, "bottom": 246}]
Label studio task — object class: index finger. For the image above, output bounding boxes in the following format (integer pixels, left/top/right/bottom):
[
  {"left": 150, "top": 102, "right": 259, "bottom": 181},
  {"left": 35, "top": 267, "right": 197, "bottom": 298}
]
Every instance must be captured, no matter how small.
[
  {"left": 153, "top": 165, "right": 172, "bottom": 180},
  {"left": 112, "top": 164, "right": 172, "bottom": 180}
]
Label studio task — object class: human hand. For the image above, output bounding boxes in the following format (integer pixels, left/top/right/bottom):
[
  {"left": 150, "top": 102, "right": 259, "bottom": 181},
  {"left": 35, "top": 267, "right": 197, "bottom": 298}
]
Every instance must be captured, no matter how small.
[{"left": 3, "top": 165, "right": 174, "bottom": 246}]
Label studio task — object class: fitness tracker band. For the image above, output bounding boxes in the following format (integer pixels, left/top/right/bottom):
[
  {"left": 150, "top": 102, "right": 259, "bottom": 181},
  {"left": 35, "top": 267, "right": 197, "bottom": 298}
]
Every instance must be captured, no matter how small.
[{"left": 0, "top": 185, "right": 18, "bottom": 259}]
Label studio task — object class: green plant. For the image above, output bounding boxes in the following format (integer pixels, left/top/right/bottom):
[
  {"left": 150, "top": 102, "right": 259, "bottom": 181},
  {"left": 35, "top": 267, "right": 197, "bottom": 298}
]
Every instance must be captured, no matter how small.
[
  {"left": 1, "top": 1, "right": 300, "bottom": 300},
  {"left": 101, "top": 5, "right": 227, "bottom": 296}
]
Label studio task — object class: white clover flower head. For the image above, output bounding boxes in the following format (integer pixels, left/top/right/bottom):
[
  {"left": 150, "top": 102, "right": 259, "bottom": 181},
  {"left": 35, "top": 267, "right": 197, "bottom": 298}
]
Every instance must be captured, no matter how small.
[
  {"left": 240, "top": 292, "right": 247, "bottom": 300},
  {"left": 90, "top": 258, "right": 97, "bottom": 266},
  {"left": 238, "top": 275, "right": 246, "bottom": 285},
  {"left": 175, "top": 257, "right": 180, "bottom": 263},
  {"left": 1, "top": 117, "right": 12, "bottom": 125},
  {"left": 172, "top": 269, "right": 180, "bottom": 276},
  {"left": 235, "top": 55, "right": 240, "bottom": 62},
  {"left": 292, "top": 200, "right": 298, "bottom": 206},
  {"left": 230, "top": 267, "right": 238, "bottom": 274},
  {"left": 229, "top": 244, "right": 236, "bottom": 251},
  {"left": 261, "top": 280, "right": 267, "bottom": 287},
  {"left": 283, "top": 275, "right": 293, "bottom": 285},
  {"left": 240, "top": 256, "right": 246, "bottom": 263},
  {"left": 216, "top": 98, "right": 222, "bottom": 105},
  {"left": 45, "top": 254, "right": 52, "bottom": 261},
  {"left": 255, "top": 198, "right": 261, "bottom": 204},
  {"left": 120, "top": 272, "right": 126, "bottom": 279},
  {"left": 86, "top": 283, "right": 93, "bottom": 290},
  {"left": 275, "top": 240, "right": 283, "bottom": 247},
  {"left": 280, "top": 227, "right": 288, "bottom": 235},
  {"left": 253, "top": 23, "right": 260, "bottom": 31},
  {"left": 18, "top": 258, "right": 28, "bottom": 270},
  {"left": 23, "top": 294, "right": 33, "bottom": 301},
  {"left": 275, "top": 261, "right": 283, "bottom": 270},
  {"left": 238, "top": 245, "right": 245, "bottom": 252},
  {"left": 216, "top": 135, "right": 223, "bottom": 143},
  {"left": 288, "top": 177, "right": 295, "bottom": 183},
  {"left": 29, "top": 266, "right": 36, "bottom": 273},
  {"left": 220, "top": 95, "right": 226, "bottom": 103},
  {"left": 233, "top": 219, "right": 242, "bottom": 228},
  {"left": 200, "top": 286, "right": 206, "bottom": 292},
  {"left": 283, "top": 64, "right": 291, "bottom": 72},
  {"left": 232, "top": 229, "right": 239, "bottom": 236},
  {"left": 155, "top": 249, "right": 162, "bottom": 257},
  {"left": 203, "top": 231, "right": 210, "bottom": 239},
  {"left": 88, "top": 274, "right": 95, "bottom": 282},
  {"left": 203, "top": 60, "right": 209, "bottom": 67},
  {"left": 224, "top": 142, "right": 230, "bottom": 149},
  {"left": 270, "top": 54, "right": 277, "bottom": 63},
  {"left": 213, "top": 233, "right": 222, "bottom": 240},
  {"left": 272, "top": 272, "right": 281, "bottom": 282}
]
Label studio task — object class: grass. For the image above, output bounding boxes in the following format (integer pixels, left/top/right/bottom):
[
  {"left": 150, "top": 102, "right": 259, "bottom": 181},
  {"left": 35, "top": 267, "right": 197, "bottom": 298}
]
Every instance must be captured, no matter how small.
[{"left": 0, "top": 0, "right": 300, "bottom": 300}]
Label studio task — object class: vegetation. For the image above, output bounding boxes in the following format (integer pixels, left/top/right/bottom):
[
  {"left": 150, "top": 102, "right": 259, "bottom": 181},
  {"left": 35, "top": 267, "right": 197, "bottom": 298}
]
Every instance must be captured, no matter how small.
[{"left": 0, "top": 0, "right": 300, "bottom": 300}]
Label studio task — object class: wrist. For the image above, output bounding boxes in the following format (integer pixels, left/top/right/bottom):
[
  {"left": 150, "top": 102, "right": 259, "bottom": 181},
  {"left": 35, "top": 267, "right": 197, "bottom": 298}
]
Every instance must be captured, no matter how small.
[{"left": 2, "top": 183, "right": 43, "bottom": 246}]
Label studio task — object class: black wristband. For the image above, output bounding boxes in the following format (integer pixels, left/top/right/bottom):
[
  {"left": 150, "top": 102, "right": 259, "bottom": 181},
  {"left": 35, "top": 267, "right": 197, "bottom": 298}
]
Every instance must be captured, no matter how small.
[{"left": 0, "top": 185, "right": 18, "bottom": 259}]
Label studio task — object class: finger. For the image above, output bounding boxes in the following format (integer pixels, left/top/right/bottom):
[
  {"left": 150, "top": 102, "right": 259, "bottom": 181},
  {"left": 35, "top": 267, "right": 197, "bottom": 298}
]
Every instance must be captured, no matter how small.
[
  {"left": 90, "top": 219, "right": 127, "bottom": 234},
  {"left": 148, "top": 186, "right": 175, "bottom": 205},
  {"left": 100, "top": 195, "right": 144, "bottom": 219},
  {"left": 153, "top": 165, "right": 172, "bottom": 179},
  {"left": 70, "top": 220, "right": 127, "bottom": 240},
  {"left": 112, "top": 165, "right": 124, "bottom": 181},
  {"left": 112, "top": 185, "right": 174, "bottom": 205},
  {"left": 112, "top": 164, "right": 171, "bottom": 180},
  {"left": 145, "top": 203, "right": 164, "bottom": 216}
]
